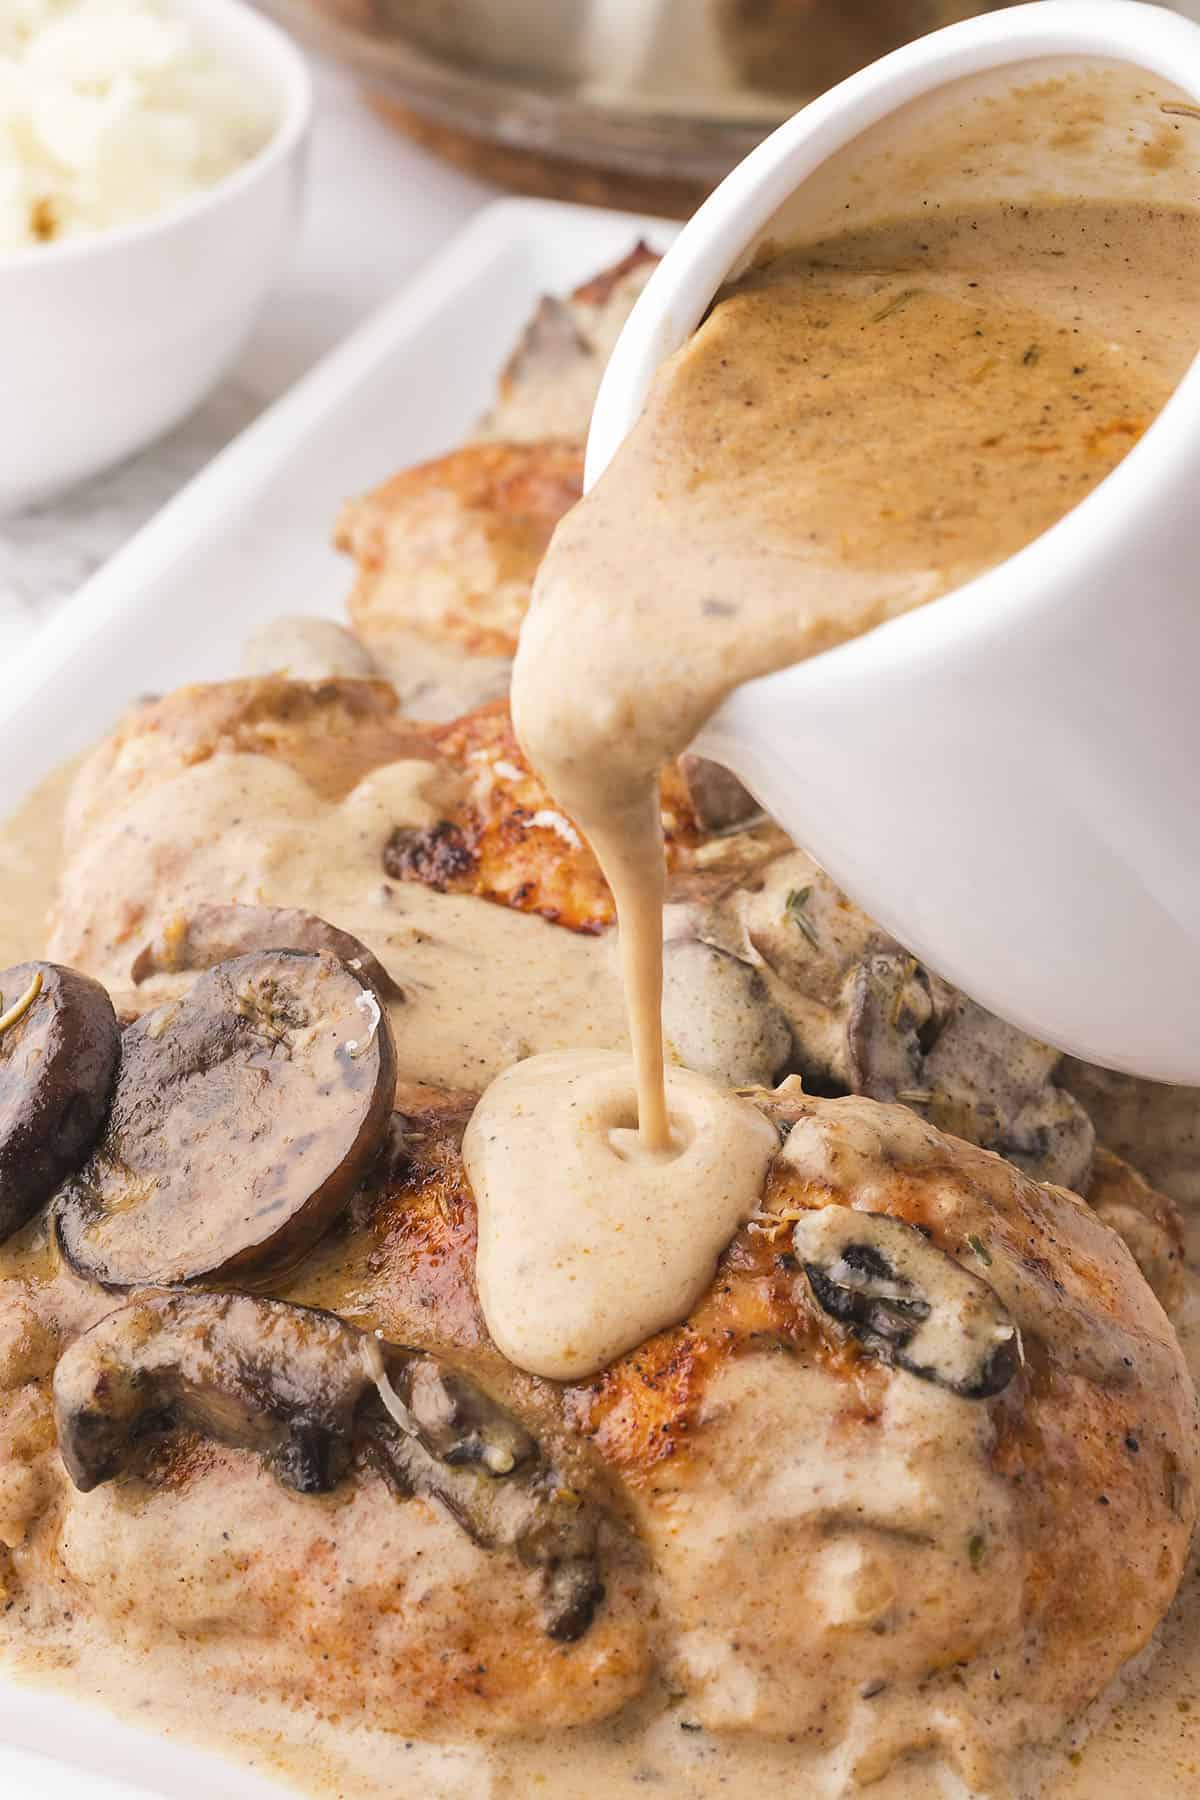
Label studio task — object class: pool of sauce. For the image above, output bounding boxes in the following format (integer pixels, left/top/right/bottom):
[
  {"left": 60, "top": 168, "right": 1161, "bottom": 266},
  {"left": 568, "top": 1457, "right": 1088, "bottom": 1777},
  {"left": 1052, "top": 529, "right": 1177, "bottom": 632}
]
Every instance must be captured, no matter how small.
[{"left": 1, "top": 723, "right": 1198, "bottom": 1800}]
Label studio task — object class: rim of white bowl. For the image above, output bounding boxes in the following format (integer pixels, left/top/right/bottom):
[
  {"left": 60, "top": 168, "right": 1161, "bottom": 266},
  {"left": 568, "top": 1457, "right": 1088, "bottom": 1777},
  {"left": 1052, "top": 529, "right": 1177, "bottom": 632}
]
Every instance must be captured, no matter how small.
[{"left": 0, "top": 0, "right": 312, "bottom": 274}]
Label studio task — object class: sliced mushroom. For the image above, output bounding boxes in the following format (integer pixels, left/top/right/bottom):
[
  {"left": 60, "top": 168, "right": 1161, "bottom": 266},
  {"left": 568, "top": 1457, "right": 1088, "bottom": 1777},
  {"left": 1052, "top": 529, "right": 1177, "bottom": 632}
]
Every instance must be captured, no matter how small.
[
  {"left": 792, "top": 1207, "right": 1020, "bottom": 1400},
  {"left": 383, "top": 819, "right": 477, "bottom": 888},
  {"left": 55, "top": 1291, "right": 361, "bottom": 1494},
  {"left": 845, "top": 960, "right": 1094, "bottom": 1192},
  {"left": 918, "top": 998, "right": 1094, "bottom": 1193},
  {"left": 673, "top": 850, "right": 1095, "bottom": 1190},
  {"left": 845, "top": 952, "right": 940, "bottom": 1099},
  {"left": 56, "top": 950, "right": 396, "bottom": 1288},
  {"left": 678, "top": 754, "right": 764, "bottom": 835},
  {"left": 0, "top": 962, "right": 120, "bottom": 1243},
  {"left": 53, "top": 1292, "right": 602, "bottom": 1640},
  {"left": 679, "top": 852, "right": 909, "bottom": 1086},
  {"left": 368, "top": 1405, "right": 601, "bottom": 1643},
  {"left": 1060, "top": 1059, "right": 1200, "bottom": 1209},
  {"left": 130, "top": 904, "right": 401, "bottom": 1002},
  {"left": 995, "top": 1087, "right": 1096, "bottom": 1195}
]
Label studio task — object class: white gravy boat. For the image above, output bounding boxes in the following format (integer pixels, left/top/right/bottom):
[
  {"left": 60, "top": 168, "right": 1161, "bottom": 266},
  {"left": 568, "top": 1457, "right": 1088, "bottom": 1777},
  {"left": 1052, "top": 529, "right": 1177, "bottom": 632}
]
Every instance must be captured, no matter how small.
[{"left": 586, "top": 0, "right": 1200, "bottom": 1084}]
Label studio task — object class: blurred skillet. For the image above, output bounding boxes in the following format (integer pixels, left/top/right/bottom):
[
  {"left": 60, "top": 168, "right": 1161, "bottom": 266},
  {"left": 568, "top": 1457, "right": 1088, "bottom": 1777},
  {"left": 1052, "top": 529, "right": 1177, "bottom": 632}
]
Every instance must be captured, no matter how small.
[{"left": 260, "top": 0, "right": 1019, "bottom": 210}]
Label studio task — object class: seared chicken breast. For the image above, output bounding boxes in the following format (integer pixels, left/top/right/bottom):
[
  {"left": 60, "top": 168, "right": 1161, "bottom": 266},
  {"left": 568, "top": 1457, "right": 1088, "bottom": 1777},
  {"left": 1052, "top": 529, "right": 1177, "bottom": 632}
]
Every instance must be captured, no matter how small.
[
  {"left": 480, "top": 242, "right": 661, "bottom": 446},
  {"left": 2, "top": 1082, "right": 1193, "bottom": 1789},
  {"left": 336, "top": 441, "right": 583, "bottom": 661},
  {"left": 335, "top": 244, "right": 663, "bottom": 669},
  {"left": 47, "top": 676, "right": 1183, "bottom": 1307}
]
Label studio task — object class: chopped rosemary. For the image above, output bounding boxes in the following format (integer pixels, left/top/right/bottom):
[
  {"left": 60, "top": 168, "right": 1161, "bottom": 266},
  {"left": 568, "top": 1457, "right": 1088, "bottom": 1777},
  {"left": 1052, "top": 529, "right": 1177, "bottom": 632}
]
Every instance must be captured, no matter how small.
[
  {"left": 0, "top": 969, "right": 43, "bottom": 1039},
  {"left": 968, "top": 1533, "right": 986, "bottom": 1569},
  {"left": 873, "top": 287, "right": 922, "bottom": 322},
  {"left": 785, "top": 886, "right": 820, "bottom": 948},
  {"left": 1022, "top": 343, "right": 1041, "bottom": 366},
  {"left": 897, "top": 1088, "right": 933, "bottom": 1105},
  {"left": 967, "top": 1233, "right": 993, "bottom": 1267}
]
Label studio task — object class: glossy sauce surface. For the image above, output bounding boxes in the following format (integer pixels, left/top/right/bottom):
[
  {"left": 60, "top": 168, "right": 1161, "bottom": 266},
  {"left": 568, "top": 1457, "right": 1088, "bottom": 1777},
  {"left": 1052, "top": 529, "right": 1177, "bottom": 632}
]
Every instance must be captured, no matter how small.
[
  {"left": 500, "top": 197, "right": 1200, "bottom": 1382},
  {"left": 1, "top": 713, "right": 1199, "bottom": 1800}
]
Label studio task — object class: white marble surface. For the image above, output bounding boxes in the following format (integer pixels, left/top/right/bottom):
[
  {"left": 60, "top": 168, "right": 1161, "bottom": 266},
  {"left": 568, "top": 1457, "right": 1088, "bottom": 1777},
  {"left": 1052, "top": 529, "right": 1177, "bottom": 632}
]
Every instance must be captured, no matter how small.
[{"left": 0, "top": 58, "right": 497, "bottom": 657}]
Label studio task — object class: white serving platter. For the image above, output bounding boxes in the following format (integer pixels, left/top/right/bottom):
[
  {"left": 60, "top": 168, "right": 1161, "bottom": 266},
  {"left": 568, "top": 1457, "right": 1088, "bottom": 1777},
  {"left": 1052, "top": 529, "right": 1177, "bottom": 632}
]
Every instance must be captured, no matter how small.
[{"left": 0, "top": 195, "right": 677, "bottom": 1799}]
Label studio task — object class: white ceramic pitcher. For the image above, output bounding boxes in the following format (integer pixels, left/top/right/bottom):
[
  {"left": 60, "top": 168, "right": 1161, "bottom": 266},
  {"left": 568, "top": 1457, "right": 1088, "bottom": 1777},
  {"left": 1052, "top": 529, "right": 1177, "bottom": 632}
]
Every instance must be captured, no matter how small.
[{"left": 586, "top": 0, "right": 1200, "bottom": 1084}]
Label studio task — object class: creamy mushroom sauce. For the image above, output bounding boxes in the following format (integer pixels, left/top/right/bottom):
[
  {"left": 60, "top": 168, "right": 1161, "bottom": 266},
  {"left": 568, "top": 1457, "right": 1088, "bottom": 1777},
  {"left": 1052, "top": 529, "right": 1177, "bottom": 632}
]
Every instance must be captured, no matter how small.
[
  {"left": 0, "top": 768, "right": 1199, "bottom": 1800},
  {"left": 489, "top": 194, "right": 1200, "bottom": 1383},
  {"left": 1, "top": 732, "right": 1200, "bottom": 1795},
  {"left": 46, "top": 752, "right": 630, "bottom": 1086},
  {"left": 3, "top": 66, "right": 1200, "bottom": 1800}
]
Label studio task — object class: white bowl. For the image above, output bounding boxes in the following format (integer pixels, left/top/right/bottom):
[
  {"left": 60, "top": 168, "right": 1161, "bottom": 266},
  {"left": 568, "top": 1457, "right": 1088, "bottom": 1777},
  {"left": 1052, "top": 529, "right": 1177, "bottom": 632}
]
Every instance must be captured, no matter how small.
[
  {"left": 0, "top": 0, "right": 312, "bottom": 514},
  {"left": 588, "top": 0, "right": 1200, "bottom": 1083}
]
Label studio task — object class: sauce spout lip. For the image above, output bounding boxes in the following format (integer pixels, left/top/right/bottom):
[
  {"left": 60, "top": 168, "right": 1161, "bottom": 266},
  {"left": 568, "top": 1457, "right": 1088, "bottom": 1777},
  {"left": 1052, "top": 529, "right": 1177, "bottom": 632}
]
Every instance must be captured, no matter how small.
[{"left": 586, "top": 0, "right": 1200, "bottom": 491}]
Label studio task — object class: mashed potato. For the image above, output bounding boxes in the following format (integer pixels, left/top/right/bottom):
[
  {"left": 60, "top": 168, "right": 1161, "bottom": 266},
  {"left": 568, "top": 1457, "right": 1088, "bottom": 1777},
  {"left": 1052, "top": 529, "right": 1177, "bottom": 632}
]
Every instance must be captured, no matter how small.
[{"left": 0, "top": 0, "right": 276, "bottom": 251}]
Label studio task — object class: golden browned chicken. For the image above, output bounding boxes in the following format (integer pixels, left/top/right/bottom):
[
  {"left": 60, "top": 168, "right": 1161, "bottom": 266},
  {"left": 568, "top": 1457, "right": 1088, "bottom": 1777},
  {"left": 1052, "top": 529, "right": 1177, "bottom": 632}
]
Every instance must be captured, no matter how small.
[
  {"left": 285, "top": 1082, "right": 1198, "bottom": 1781},
  {"left": 336, "top": 441, "right": 583, "bottom": 660},
  {"left": 48, "top": 678, "right": 788, "bottom": 1096},
  {"left": 48, "top": 676, "right": 1183, "bottom": 1297},
  {"left": 53, "top": 677, "right": 766, "bottom": 946},
  {"left": 334, "top": 243, "right": 663, "bottom": 672},
  {"left": 1, "top": 1080, "right": 1193, "bottom": 1791},
  {"left": 0, "top": 653, "right": 1189, "bottom": 1795},
  {"left": 388, "top": 700, "right": 721, "bottom": 933}
]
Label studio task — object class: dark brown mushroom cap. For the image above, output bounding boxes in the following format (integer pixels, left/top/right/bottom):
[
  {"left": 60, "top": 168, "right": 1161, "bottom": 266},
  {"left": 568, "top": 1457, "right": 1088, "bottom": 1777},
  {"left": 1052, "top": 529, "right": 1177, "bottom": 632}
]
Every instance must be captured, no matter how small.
[
  {"left": 0, "top": 961, "right": 120, "bottom": 1243},
  {"left": 793, "top": 1206, "right": 1020, "bottom": 1400},
  {"left": 129, "top": 903, "right": 401, "bottom": 1002},
  {"left": 55, "top": 1290, "right": 365, "bottom": 1495},
  {"left": 53, "top": 1291, "right": 603, "bottom": 1640},
  {"left": 56, "top": 949, "right": 396, "bottom": 1288}
]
